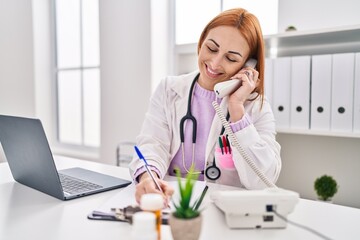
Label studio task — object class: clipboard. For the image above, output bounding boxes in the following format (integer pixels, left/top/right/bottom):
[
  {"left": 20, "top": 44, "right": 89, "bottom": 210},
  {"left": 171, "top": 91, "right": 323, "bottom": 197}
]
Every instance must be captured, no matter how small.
[
  {"left": 88, "top": 205, "right": 170, "bottom": 224},
  {"left": 88, "top": 181, "right": 207, "bottom": 225}
]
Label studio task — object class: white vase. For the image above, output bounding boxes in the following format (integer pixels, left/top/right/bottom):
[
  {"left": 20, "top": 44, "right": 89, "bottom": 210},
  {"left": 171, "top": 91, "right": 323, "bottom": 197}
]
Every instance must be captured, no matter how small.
[{"left": 169, "top": 214, "right": 202, "bottom": 240}]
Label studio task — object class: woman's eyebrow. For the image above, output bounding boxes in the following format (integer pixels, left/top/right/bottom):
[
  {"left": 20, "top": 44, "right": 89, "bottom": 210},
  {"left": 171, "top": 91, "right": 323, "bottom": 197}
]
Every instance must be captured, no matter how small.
[
  {"left": 208, "top": 39, "right": 242, "bottom": 57},
  {"left": 209, "top": 39, "right": 219, "bottom": 47},
  {"left": 228, "top": 51, "right": 242, "bottom": 57}
]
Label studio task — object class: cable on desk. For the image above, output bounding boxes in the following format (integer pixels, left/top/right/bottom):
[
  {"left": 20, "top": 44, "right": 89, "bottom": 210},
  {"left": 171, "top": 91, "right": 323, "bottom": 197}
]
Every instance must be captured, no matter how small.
[{"left": 272, "top": 210, "right": 333, "bottom": 240}]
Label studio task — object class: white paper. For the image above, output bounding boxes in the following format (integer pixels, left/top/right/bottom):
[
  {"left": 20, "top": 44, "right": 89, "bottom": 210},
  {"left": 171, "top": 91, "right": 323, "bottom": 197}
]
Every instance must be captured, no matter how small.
[{"left": 93, "top": 180, "right": 207, "bottom": 215}]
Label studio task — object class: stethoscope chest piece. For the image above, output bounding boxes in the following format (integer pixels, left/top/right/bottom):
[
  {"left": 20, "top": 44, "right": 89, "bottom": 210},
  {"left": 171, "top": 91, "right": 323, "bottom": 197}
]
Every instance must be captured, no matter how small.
[{"left": 205, "top": 160, "right": 221, "bottom": 181}]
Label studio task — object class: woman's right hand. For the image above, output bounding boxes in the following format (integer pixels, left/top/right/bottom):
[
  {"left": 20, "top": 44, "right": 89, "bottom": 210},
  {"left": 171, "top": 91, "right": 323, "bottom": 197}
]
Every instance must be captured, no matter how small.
[{"left": 135, "top": 172, "right": 174, "bottom": 206}]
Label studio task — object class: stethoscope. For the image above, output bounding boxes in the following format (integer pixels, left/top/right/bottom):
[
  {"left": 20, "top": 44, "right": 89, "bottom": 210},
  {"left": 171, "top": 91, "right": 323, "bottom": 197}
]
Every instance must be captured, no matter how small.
[{"left": 179, "top": 74, "right": 229, "bottom": 181}]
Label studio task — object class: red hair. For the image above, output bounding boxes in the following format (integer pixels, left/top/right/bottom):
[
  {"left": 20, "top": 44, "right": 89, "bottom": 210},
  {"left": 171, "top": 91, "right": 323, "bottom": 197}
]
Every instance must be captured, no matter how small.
[{"left": 197, "top": 8, "right": 265, "bottom": 104}]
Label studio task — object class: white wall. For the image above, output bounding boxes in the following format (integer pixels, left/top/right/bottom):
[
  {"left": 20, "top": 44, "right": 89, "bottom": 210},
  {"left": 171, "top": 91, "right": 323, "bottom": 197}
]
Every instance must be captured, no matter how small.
[
  {"left": 99, "top": 0, "right": 151, "bottom": 165},
  {"left": 0, "top": 0, "right": 35, "bottom": 117},
  {"left": 278, "top": 0, "right": 360, "bottom": 32},
  {"left": 276, "top": 134, "right": 360, "bottom": 208},
  {"left": 0, "top": 0, "right": 35, "bottom": 163},
  {"left": 151, "top": 0, "right": 171, "bottom": 92}
]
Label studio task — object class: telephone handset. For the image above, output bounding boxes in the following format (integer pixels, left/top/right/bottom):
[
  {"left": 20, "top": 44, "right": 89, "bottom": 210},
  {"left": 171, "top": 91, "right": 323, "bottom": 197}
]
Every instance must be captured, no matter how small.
[
  {"left": 211, "top": 57, "right": 276, "bottom": 188},
  {"left": 214, "top": 58, "right": 257, "bottom": 98}
]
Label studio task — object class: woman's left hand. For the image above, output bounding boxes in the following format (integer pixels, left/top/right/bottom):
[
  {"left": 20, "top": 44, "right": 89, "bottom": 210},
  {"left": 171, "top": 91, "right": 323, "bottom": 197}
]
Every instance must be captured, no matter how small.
[{"left": 228, "top": 67, "right": 259, "bottom": 122}]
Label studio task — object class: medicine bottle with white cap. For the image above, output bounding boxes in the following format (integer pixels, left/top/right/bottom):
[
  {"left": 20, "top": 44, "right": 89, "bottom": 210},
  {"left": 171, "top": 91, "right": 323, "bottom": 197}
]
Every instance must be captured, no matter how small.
[
  {"left": 131, "top": 211, "right": 157, "bottom": 240},
  {"left": 140, "top": 193, "right": 163, "bottom": 240}
]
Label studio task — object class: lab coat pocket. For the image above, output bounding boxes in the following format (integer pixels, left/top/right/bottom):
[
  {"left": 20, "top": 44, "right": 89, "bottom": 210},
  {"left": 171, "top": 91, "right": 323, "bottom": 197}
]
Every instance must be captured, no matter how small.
[{"left": 214, "top": 148, "right": 240, "bottom": 186}]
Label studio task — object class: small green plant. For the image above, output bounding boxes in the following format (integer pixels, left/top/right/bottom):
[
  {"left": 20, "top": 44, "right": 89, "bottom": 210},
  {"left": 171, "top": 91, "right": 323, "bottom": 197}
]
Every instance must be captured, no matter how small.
[
  {"left": 314, "top": 175, "right": 338, "bottom": 201},
  {"left": 285, "top": 25, "right": 297, "bottom": 31},
  {"left": 172, "top": 165, "right": 205, "bottom": 219}
]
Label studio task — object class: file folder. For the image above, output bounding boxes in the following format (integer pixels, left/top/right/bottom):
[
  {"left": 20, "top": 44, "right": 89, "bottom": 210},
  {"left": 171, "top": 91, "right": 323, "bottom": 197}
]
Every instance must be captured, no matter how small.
[
  {"left": 310, "top": 55, "right": 332, "bottom": 131},
  {"left": 354, "top": 53, "right": 360, "bottom": 133},
  {"left": 290, "top": 56, "right": 311, "bottom": 129},
  {"left": 331, "top": 53, "right": 355, "bottom": 132},
  {"left": 273, "top": 57, "right": 291, "bottom": 128},
  {"left": 264, "top": 58, "right": 274, "bottom": 106}
]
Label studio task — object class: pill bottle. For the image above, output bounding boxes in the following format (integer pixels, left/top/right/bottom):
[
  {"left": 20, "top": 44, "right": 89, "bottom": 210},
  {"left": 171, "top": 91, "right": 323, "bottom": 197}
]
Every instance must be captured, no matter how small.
[
  {"left": 131, "top": 211, "right": 157, "bottom": 240},
  {"left": 140, "top": 193, "right": 163, "bottom": 240}
]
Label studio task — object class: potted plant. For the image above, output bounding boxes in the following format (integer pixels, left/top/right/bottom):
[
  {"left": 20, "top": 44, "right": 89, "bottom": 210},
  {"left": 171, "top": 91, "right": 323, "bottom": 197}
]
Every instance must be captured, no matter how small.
[
  {"left": 169, "top": 166, "right": 206, "bottom": 240},
  {"left": 314, "top": 175, "right": 339, "bottom": 202},
  {"left": 285, "top": 25, "right": 297, "bottom": 31}
]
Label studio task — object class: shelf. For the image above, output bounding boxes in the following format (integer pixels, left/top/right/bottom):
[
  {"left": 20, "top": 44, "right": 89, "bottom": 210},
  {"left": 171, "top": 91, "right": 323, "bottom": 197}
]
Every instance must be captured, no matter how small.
[
  {"left": 264, "top": 25, "right": 360, "bottom": 57},
  {"left": 277, "top": 128, "right": 360, "bottom": 139},
  {"left": 175, "top": 25, "right": 360, "bottom": 57}
]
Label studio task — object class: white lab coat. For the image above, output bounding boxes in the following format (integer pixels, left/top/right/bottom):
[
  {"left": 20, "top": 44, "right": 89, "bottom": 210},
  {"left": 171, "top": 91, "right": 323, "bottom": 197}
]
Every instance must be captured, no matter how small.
[{"left": 129, "top": 71, "right": 281, "bottom": 189}]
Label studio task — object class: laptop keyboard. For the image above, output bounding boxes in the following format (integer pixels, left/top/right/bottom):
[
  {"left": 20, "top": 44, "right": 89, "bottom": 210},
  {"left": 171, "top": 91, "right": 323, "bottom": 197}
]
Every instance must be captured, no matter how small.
[{"left": 59, "top": 173, "right": 103, "bottom": 195}]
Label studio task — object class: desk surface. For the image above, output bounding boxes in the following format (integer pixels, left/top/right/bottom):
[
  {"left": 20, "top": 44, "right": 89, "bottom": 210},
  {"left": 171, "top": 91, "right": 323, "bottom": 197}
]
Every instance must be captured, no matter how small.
[{"left": 1, "top": 155, "right": 360, "bottom": 240}]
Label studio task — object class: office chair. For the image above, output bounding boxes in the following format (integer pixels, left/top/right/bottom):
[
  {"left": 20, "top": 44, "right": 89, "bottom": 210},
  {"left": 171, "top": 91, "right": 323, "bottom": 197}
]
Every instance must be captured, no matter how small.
[{"left": 116, "top": 141, "right": 135, "bottom": 167}]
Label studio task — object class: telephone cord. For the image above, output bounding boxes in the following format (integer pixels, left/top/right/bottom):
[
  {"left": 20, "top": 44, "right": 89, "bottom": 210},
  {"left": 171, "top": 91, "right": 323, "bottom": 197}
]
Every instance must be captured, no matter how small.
[{"left": 212, "top": 100, "right": 276, "bottom": 188}]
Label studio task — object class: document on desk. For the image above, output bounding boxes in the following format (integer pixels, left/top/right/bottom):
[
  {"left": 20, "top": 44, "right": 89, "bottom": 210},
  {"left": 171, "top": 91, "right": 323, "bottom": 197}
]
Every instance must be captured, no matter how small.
[{"left": 89, "top": 180, "right": 207, "bottom": 221}]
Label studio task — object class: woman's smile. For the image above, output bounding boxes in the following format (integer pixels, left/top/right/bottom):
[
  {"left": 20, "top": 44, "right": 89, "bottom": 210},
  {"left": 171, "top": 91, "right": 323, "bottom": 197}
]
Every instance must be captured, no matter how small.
[{"left": 205, "top": 63, "right": 222, "bottom": 79}]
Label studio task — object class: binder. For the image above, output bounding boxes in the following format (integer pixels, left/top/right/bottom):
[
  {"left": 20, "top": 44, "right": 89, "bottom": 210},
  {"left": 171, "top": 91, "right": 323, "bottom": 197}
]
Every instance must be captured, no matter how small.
[
  {"left": 264, "top": 58, "right": 274, "bottom": 106},
  {"left": 331, "top": 53, "right": 355, "bottom": 132},
  {"left": 290, "top": 56, "right": 311, "bottom": 129},
  {"left": 353, "top": 53, "right": 360, "bottom": 133},
  {"left": 310, "top": 55, "right": 332, "bottom": 131},
  {"left": 272, "top": 57, "right": 291, "bottom": 128}
]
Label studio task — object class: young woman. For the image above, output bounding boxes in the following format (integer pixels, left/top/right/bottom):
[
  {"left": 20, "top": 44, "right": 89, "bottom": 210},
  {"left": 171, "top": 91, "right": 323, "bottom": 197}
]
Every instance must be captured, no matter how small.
[{"left": 129, "top": 8, "right": 281, "bottom": 203}]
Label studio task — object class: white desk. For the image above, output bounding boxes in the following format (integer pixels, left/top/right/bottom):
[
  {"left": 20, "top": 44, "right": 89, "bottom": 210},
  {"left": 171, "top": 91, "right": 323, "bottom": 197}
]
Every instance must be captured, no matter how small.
[{"left": 1, "top": 155, "right": 359, "bottom": 240}]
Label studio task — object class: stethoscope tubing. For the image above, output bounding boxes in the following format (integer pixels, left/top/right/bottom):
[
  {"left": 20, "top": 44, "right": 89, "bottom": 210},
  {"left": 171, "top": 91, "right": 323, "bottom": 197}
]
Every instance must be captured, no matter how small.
[
  {"left": 179, "top": 76, "right": 198, "bottom": 144},
  {"left": 179, "top": 74, "right": 229, "bottom": 181}
]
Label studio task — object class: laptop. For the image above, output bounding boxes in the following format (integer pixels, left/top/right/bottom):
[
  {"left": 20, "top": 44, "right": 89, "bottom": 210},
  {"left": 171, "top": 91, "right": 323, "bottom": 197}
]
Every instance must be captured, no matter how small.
[{"left": 0, "top": 114, "right": 131, "bottom": 200}]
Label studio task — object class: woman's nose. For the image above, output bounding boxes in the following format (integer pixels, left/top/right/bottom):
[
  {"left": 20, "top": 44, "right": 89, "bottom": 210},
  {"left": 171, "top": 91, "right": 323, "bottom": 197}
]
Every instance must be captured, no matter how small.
[{"left": 209, "top": 54, "right": 223, "bottom": 70}]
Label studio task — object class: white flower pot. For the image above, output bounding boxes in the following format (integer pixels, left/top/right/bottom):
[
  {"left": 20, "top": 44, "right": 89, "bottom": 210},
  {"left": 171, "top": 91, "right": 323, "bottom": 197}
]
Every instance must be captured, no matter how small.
[{"left": 169, "top": 214, "right": 202, "bottom": 240}]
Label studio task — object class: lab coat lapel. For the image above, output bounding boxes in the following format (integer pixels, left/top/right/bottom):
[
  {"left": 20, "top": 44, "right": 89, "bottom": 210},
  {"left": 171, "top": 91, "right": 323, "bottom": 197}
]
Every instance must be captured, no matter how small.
[{"left": 205, "top": 97, "right": 228, "bottom": 165}]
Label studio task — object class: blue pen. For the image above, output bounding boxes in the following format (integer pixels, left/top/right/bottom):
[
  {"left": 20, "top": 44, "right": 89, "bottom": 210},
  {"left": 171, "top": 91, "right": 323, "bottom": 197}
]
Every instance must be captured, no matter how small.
[{"left": 134, "top": 146, "right": 164, "bottom": 194}]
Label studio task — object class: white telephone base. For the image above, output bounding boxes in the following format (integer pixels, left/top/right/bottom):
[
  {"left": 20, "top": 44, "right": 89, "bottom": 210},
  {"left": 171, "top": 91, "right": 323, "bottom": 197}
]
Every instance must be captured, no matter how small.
[{"left": 211, "top": 188, "right": 299, "bottom": 229}]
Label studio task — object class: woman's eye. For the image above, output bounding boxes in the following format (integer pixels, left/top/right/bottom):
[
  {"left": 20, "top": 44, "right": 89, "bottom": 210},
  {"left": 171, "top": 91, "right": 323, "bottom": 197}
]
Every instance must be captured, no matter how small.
[
  {"left": 226, "top": 56, "right": 237, "bottom": 62},
  {"left": 207, "top": 46, "right": 217, "bottom": 52}
]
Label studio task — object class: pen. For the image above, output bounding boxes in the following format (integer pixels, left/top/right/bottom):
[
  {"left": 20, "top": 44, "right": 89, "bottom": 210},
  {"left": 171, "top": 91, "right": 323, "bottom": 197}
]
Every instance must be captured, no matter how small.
[
  {"left": 226, "top": 135, "right": 231, "bottom": 154},
  {"left": 134, "top": 146, "right": 164, "bottom": 194},
  {"left": 218, "top": 137, "right": 224, "bottom": 154},
  {"left": 194, "top": 185, "right": 208, "bottom": 211},
  {"left": 222, "top": 135, "right": 228, "bottom": 154}
]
